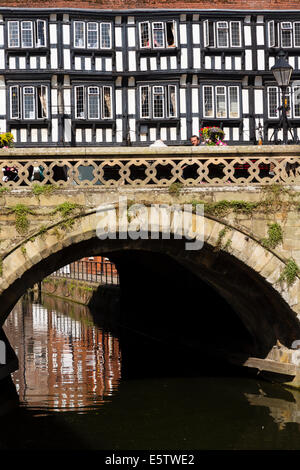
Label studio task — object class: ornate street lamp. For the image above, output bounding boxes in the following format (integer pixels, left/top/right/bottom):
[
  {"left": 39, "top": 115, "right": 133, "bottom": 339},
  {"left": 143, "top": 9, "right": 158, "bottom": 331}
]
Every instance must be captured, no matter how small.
[{"left": 271, "top": 50, "right": 294, "bottom": 144}]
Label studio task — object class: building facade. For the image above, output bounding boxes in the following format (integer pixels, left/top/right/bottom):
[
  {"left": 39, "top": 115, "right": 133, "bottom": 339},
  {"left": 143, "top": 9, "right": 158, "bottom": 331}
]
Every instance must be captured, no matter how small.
[{"left": 1, "top": 7, "right": 300, "bottom": 146}]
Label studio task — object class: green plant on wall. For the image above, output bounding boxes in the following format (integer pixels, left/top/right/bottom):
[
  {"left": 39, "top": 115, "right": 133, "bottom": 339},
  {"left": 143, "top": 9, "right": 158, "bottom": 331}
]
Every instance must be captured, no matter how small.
[
  {"left": 10, "top": 204, "right": 35, "bottom": 234},
  {"left": 278, "top": 258, "right": 300, "bottom": 287},
  {"left": 261, "top": 223, "right": 283, "bottom": 250}
]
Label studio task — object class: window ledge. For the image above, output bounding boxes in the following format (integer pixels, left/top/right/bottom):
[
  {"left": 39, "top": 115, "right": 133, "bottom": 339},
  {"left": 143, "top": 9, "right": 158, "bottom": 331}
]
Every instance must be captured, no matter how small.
[
  {"left": 137, "top": 47, "right": 179, "bottom": 56},
  {"left": 6, "top": 47, "right": 49, "bottom": 54},
  {"left": 71, "top": 48, "right": 114, "bottom": 55},
  {"left": 8, "top": 119, "right": 50, "bottom": 125}
]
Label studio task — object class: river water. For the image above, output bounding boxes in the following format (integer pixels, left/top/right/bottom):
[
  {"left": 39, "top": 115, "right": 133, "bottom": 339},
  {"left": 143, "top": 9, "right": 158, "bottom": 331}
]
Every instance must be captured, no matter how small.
[{"left": 2, "top": 294, "right": 300, "bottom": 451}]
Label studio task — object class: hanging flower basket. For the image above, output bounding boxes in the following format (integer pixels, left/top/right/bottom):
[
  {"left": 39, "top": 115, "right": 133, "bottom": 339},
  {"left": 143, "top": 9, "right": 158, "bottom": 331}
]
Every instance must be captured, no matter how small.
[{"left": 199, "top": 127, "right": 227, "bottom": 146}]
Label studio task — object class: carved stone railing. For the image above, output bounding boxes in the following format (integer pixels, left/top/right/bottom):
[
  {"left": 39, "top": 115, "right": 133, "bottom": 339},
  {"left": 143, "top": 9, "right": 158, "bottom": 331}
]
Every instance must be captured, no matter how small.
[{"left": 0, "top": 145, "right": 299, "bottom": 187}]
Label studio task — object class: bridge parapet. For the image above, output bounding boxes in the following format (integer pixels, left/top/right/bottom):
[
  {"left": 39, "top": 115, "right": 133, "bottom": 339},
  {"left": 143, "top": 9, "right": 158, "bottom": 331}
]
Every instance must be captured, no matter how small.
[{"left": 0, "top": 145, "right": 299, "bottom": 187}]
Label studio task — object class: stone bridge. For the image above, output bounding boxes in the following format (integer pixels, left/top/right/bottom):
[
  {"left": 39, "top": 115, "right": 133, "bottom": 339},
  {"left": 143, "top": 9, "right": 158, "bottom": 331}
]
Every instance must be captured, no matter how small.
[{"left": 1, "top": 145, "right": 300, "bottom": 387}]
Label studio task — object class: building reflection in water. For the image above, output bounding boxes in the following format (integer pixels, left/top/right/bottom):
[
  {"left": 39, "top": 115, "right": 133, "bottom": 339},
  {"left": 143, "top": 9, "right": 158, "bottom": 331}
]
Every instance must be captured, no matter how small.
[{"left": 3, "top": 295, "right": 121, "bottom": 412}]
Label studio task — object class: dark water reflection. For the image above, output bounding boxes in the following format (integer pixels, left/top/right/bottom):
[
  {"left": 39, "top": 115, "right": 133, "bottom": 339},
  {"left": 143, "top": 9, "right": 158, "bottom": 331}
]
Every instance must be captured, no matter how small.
[{"left": 2, "top": 295, "right": 300, "bottom": 450}]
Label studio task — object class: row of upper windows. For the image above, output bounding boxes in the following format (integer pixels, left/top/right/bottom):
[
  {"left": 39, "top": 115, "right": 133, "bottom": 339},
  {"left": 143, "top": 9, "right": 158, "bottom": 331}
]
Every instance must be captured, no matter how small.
[
  {"left": 7, "top": 83, "right": 240, "bottom": 121},
  {"left": 6, "top": 18, "right": 300, "bottom": 50},
  {"left": 9, "top": 83, "right": 300, "bottom": 121}
]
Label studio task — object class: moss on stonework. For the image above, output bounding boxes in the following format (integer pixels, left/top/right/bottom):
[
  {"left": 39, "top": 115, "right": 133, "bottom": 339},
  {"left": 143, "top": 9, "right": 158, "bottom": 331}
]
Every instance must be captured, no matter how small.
[
  {"left": 278, "top": 258, "right": 300, "bottom": 287},
  {"left": 214, "top": 226, "right": 232, "bottom": 252},
  {"left": 261, "top": 223, "right": 283, "bottom": 250},
  {"left": 32, "top": 184, "right": 57, "bottom": 196},
  {"left": 9, "top": 204, "right": 35, "bottom": 234},
  {"left": 191, "top": 199, "right": 259, "bottom": 217},
  {"left": 52, "top": 202, "right": 82, "bottom": 218},
  {"left": 169, "top": 182, "right": 184, "bottom": 196}
]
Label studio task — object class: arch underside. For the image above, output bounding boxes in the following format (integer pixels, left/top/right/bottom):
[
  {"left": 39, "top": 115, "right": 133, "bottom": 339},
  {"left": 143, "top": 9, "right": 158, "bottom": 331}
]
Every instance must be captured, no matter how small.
[{"left": 1, "top": 227, "right": 300, "bottom": 360}]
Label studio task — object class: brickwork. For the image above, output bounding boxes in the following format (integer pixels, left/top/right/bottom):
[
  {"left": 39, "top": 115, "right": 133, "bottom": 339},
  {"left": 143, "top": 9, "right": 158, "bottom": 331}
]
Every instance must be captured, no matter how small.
[{"left": 1, "top": 0, "right": 300, "bottom": 10}]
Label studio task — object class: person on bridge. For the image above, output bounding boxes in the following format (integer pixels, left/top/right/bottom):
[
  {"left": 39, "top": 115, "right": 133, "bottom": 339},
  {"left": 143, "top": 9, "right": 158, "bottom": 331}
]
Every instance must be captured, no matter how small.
[{"left": 190, "top": 135, "right": 200, "bottom": 146}]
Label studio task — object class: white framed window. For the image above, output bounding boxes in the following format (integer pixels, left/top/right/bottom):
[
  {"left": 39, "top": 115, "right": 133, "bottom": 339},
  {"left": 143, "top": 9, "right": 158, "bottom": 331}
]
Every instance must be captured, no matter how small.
[
  {"left": 36, "top": 20, "right": 46, "bottom": 47},
  {"left": 267, "top": 86, "right": 297, "bottom": 118},
  {"left": 216, "top": 22, "right": 229, "bottom": 48},
  {"left": 230, "top": 21, "right": 241, "bottom": 47},
  {"left": 74, "top": 85, "right": 112, "bottom": 120},
  {"left": 23, "top": 86, "right": 35, "bottom": 119},
  {"left": 36, "top": 85, "right": 48, "bottom": 118},
  {"left": 10, "top": 85, "right": 20, "bottom": 119},
  {"left": 21, "top": 21, "right": 33, "bottom": 48},
  {"left": 293, "top": 86, "right": 300, "bottom": 117},
  {"left": 281, "top": 22, "right": 293, "bottom": 48},
  {"left": 153, "top": 86, "right": 164, "bottom": 118},
  {"left": 152, "top": 22, "right": 165, "bottom": 48},
  {"left": 100, "top": 23, "right": 112, "bottom": 49},
  {"left": 102, "top": 86, "right": 112, "bottom": 119},
  {"left": 268, "top": 86, "right": 279, "bottom": 118},
  {"left": 203, "top": 85, "right": 214, "bottom": 117},
  {"left": 87, "top": 22, "right": 98, "bottom": 49},
  {"left": 75, "top": 86, "right": 85, "bottom": 119},
  {"left": 87, "top": 87, "right": 100, "bottom": 119},
  {"left": 139, "top": 20, "right": 177, "bottom": 49},
  {"left": 294, "top": 22, "right": 300, "bottom": 47},
  {"left": 216, "top": 86, "right": 227, "bottom": 118},
  {"left": 139, "top": 84, "right": 178, "bottom": 119},
  {"left": 229, "top": 86, "right": 239, "bottom": 118},
  {"left": 165, "top": 21, "right": 176, "bottom": 47},
  {"left": 8, "top": 21, "right": 19, "bottom": 48},
  {"left": 168, "top": 85, "right": 177, "bottom": 118},
  {"left": 140, "top": 86, "right": 150, "bottom": 118},
  {"left": 205, "top": 20, "right": 241, "bottom": 48},
  {"left": 202, "top": 85, "right": 240, "bottom": 119},
  {"left": 10, "top": 84, "right": 49, "bottom": 120},
  {"left": 268, "top": 21, "right": 275, "bottom": 47},
  {"left": 8, "top": 20, "right": 47, "bottom": 48},
  {"left": 203, "top": 20, "right": 209, "bottom": 47},
  {"left": 74, "top": 21, "right": 85, "bottom": 48},
  {"left": 139, "top": 22, "right": 151, "bottom": 48}
]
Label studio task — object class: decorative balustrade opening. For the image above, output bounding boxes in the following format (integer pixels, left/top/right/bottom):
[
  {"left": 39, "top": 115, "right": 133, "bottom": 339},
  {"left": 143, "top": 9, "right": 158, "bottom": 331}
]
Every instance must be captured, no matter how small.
[{"left": 0, "top": 146, "right": 299, "bottom": 187}]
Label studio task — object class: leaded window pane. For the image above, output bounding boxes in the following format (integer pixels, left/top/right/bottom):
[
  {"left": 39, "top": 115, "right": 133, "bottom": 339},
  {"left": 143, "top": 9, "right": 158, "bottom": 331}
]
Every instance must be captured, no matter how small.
[
  {"left": 152, "top": 23, "right": 165, "bottom": 48},
  {"left": 8, "top": 21, "right": 19, "bottom": 48},
  {"left": 203, "top": 86, "right": 213, "bottom": 117},
  {"left": 153, "top": 86, "right": 164, "bottom": 117},
  {"left": 37, "top": 86, "right": 48, "bottom": 118},
  {"left": 294, "top": 86, "right": 300, "bottom": 117},
  {"left": 229, "top": 87, "right": 239, "bottom": 118},
  {"left": 87, "top": 22, "right": 98, "bottom": 49},
  {"left": 168, "top": 85, "right": 177, "bottom": 117},
  {"left": 268, "top": 87, "right": 278, "bottom": 118},
  {"left": 140, "top": 86, "right": 150, "bottom": 118},
  {"left": 103, "top": 87, "right": 112, "bottom": 119},
  {"left": 74, "top": 22, "right": 85, "bottom": 48},
  {"left": 21, "top": 21, "right": 33, "bottom": 48},
  {"left": 101, "top": 23, "right": 111, "bottom": 48},
  {"left": 23, "top": 87, "right": 35, "bottom": 119},
  {"left": 140, "top": 22, "right": 150, "bottom": 48},
  {"left": 10, "top": 86, "right": 19, "bottom": 119},
  {"left": 216, "top": 86, "right": 226, "bottom": 118},
  {"left": 75, "top": 86, "right": 85, "bottom": 118},
  {"left": 294, "top": 22, "right": 300, "bottom": 47},
  {"left": 36, "top": 20, "right": 46, "bottom": 47},
  {"left": 217, "top": 22, "right": 228, "bottom": 47},
  {"left": 88, "top": 87, "right": 99, "bottom": 119},
  {"left": 230, "top": 21, "right": 241, "bottom": 47}
]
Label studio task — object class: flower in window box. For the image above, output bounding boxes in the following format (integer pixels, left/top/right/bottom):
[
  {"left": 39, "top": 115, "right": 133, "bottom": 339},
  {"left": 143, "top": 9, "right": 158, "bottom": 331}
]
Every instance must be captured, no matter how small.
[{"left": 199, "top": 127, "right": 226, "bottom": 146}]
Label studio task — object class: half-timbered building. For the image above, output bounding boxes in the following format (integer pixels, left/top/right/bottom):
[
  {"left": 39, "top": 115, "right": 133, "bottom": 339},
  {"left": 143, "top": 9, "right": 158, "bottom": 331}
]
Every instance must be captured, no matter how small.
[{"left": 1, "top": 6, "right": 300, "bottom": 146}]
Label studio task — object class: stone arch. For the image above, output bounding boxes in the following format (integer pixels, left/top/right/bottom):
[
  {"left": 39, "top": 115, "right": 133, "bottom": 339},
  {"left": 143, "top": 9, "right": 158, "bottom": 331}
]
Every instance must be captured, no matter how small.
[{"left": 1, "top": 206, "right": 300, "bottom": 357}]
